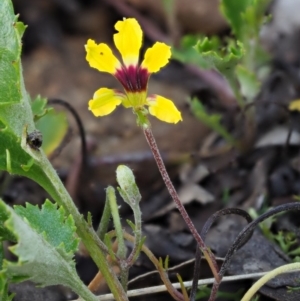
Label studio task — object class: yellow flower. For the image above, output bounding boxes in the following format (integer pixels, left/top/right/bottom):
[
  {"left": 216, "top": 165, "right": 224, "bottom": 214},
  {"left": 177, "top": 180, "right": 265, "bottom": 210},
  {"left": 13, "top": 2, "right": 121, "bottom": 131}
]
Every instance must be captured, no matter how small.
[{"left": 85, "top": 18, "right": 182, "bottom": 124}]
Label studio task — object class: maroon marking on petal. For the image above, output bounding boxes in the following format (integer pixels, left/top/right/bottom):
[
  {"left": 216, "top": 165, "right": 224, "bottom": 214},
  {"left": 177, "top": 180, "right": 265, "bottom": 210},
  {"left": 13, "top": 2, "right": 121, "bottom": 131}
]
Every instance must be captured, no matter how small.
[
  {"left": 115, "top": 67, "right": 130, "bottom": 90},
  {"left": 115, "top": 65, "right": 150, "bottom": 92},
  {"left": 138, "top": 67, "right": 150, "bottom": 91}
]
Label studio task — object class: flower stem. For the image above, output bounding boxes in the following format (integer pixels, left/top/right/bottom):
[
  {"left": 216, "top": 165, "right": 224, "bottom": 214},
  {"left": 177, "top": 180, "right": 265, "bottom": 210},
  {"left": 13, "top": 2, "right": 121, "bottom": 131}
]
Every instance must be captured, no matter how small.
[{"left": 143, "top": 127, "right": 220, "bottom": 281}]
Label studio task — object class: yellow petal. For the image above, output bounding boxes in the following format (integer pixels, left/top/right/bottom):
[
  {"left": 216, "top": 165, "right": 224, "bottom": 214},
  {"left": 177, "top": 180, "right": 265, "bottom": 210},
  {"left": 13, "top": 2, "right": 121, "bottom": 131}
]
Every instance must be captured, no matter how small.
[
  {"left": 141, "top": 42, "right": 171, "bottom": 73},
  {"left": 147, "top": 95, "right": 182, "bottom": 124},
  {"left": 289, "top": 99, "right": 300, "bottom": 111},
  {"left": 88, "top": 88, "right": 124, "bottom": 116},
  {"left": 85, "top": 39, "right": 121, "bottom": 74},
  {"left": 113, "top": 18, "right": 142, "bottom": 66}
]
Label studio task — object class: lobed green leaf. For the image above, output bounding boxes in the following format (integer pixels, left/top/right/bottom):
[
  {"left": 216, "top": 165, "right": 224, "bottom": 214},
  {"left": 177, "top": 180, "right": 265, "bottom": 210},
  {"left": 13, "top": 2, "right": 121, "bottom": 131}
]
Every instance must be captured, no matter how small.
[
  {"left": 194, "top": 37, "right": 245, "bottom": 74},
  {"left": 14, "top": 200, "right": 79, "bottom": 256},
  {"left": 0, "top": 201, "right": 97, "bottom": 301}
]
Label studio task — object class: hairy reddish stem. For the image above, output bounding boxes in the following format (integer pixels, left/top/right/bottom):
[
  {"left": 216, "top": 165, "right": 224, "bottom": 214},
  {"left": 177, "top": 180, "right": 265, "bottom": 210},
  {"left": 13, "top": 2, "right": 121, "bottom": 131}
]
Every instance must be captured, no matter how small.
[{"left": 143, "top": 127, "right": 220, "bottom": 281}]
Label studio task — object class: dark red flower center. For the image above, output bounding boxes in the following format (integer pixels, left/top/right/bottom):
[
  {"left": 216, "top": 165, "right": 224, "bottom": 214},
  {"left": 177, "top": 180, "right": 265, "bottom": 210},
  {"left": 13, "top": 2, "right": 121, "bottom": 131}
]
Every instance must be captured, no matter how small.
[{"left": 115, "top": 65, "right": 150, "bottom": 93}]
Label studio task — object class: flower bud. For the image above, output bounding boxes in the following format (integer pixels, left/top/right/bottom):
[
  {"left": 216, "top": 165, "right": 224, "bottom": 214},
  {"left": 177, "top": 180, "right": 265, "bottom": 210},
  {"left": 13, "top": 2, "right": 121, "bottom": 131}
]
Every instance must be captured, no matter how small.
[{"left": 116, "top": 165, "right": 141, "bottom": 207}]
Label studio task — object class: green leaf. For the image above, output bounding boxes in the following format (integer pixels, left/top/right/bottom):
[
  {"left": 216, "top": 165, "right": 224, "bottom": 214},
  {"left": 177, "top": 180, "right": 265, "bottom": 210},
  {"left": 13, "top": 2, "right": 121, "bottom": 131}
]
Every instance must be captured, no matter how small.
[
  {"left": 0, "top": 0, "right": 23, "bottom": 56},
  {"left": 14, "top": 200, "right": 79, "bottom": 255},
  {"left": 173, "top": 33, "right": 245, "bottom": 76},
  {"left": 194, "top": 37, "right": 245, "bottom": 103},
  {"left": 35, "top": 109, "right": 68, "bottom": 156},
  {"left": 220, "top": 0, "right": 271, "bottom": 41},
  {"left": 133, "top": 236, "right": 146, "bottom": 262},
  {"left": 0, "top": 2, "right": 37, "bottom": 149},
  {"left": 164, "top": 255, "right": 169, "bottom": 270},
  {"left": 31, "top": 95, "right": 48, "bottom": 120},
  {"left": 219, "top": 0, "right": 270, "bottom": 74},
  {"left": 242, "top": 0, "right": 270, "bottom": 38},
  {"left": 191, "top": 98, "right": 237, "bottom": 147},
  {"left": 220, "top": 0, "right": 252, "bottom": 39},
  {"left": 194, "top": 37, "right": 245, "bottom": 75},
  {"left": 235, "top": 65, "right": 260, "bottom": 102},
  {"left": 0, "top": 123, "right": 58, "bottom": 199},
  {"left": 172, "top": 35, "right": 208, "bottom": 66},
  {"left": 31, "top": 95, "right": 68, "bottom": 156},
  {"left": 0, "top": 206, "right": 16, "bottom": 242},
  {"left": 173, "top": 35, "right": 242, "bottom": 71},
  {"left": 0, "top": 0, "right": 25, "bottom": 106},
  {"left": 0, "top": 1, "right": 38, "bottom": 179},
  {"left": 0, "top": 49, "right": 21, "bottom": 105},
  {"left": 0, "top": 270, "right": 14, "bottom": 301},
  {"left": 0, "top": 0, "right": 66, "bottom": 198},
  {"left": 126, "top": 219, "right": 136, "bottom": 231},
  {"left": 0, "top": 200, "right": 98, "bottom": 301}
]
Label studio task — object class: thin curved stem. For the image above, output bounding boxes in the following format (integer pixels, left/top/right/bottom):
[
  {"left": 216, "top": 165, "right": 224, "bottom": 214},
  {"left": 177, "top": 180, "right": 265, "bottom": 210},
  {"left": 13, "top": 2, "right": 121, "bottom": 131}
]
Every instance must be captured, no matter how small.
[
  {"left": 48, "top": 98, "right": 87, "bottom": 166},
  {"left": 190, "top": 208, "right": 253, "bottom": 301},
  {"left": 241, "top": 262, "right": 300, "bottom": 301},
  {"left": 143, "top": 127, "right": 219, "bottom": 281},
  {"left": 209, "top": 202, "right": 300, "bottom": 301}
]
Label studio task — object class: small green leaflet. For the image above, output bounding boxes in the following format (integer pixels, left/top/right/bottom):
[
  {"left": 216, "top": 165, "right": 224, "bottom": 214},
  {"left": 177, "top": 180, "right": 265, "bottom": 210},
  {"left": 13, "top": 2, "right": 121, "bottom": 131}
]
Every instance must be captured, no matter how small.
[
  {"left": 191, "top": 98, "right": 237, "bottom": 147},
  {"left": 31, "top": 95, "right": 48, "bottom": 120},
  {"left": 0, "top": 205, "right": 15, "bottom": 242},
  {"left": 0, "top": 270, "right": 14, "bottom": 301}
]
